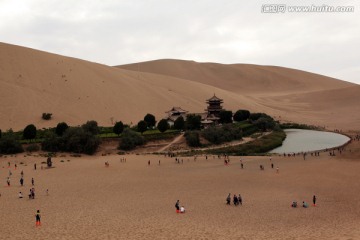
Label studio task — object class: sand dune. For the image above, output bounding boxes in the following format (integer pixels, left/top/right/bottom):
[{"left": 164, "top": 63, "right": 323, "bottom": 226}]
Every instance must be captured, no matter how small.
[{"left": 1, "top": 42, "right": 359, "bottom": 131}]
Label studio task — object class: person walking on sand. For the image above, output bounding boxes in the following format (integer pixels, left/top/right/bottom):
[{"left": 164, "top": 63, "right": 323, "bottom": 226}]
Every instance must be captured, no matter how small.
[
  {"left": 226, "top": 193, "right": 231, "bottom": 205},
  {"left": 313, "top": 195, "right": 317, "bottom": 206},
  {"left": 276, "top": 167, "right": 279, "bottom": 173},
  {"left": 175, "top": 200, "right": 180, "bottom": 213},
  {"left": 233, "top": 194, "right": 239, "bottom": 206},
  {"left": 35, "top": 210, "right": 41, "bottom": 226},
  {"left": 20, "top": 177, "right": 24, "bottom": 186},
  {"left": 238, "top": 194, "right": 242, "bottom": 205},
  {"left": 31, "top": 178, "right": 34, "bottom": 186},
  {"left": 7, "top": 177, "right": 10, "bottom": 187}
]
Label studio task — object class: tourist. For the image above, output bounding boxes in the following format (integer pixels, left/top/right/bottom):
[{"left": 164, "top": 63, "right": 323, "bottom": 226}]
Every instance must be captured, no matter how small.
[
  {"left": 7, "top": 177, "right": 10, "bottom": 187},
  {"left": 276, "top": 167, "right": 279, "bottom": 173},
  {"left": 34, "top": 163, "right": 37, "bottom": 170},
  {"left": 233, "top": 194, "right": 239, "bottom": 206},
  {"left": 226, "top": 193, "right": 231, "bottom": 205},
  {"left": 238, "top": 194, "right": 242, "bottom": 205},
  {"left": 175, "top": 200, "right": 180, "bottom": 212},
  {"left": 313, "top": 195, "right": 317, "bottom": 206},
  {"left": 180, "top": 206, "right": 185, "bottom": 213},
  {"left": 291, "top": 201, "right": 297, "bottom": 208},
  {"left": 18, "top": 192, "right": 23, "bottom": 198},
  {"left": 31, "top": 178, "right": 34, "bottom": 186},
  {"left": 35, "top": 210, "right": 41, "bottom": 226},
  {"left": 20, "top": 177, "right": 24, "bottom": 186},
  {"left": 302, "top": 201, "right": 308, "bottom": 208}
]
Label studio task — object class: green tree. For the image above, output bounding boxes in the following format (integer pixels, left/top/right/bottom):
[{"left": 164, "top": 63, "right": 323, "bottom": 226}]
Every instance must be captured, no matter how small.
[
  {"left": 82, "top": 120, "right": 99, "bottom": 135},
  {"left": 219, "top": 110, "right": 233, "bottom": 124},
  {"left": 113, "top": 121, "right": 124, "bottom": 136},
  {"left": 254, "top": 117, "right": 276, "bottom": 132},
  {"left": 119, "top": 128, "right": 144, "bottom": 150},
  {"left": 56, "top": 122, "right": 69, "bottom": 136},
  {"left": 174, "top": 116, "right": 185, "bottom": 130},
  {"left": 144, "top": 113, "right": 156, "bottom": 128},
  {"left": 23, "top": 124, "right": 37, "bottom": 141},
  {"left": 233, "top": 110, "right": 250, "bottom": 122},
  {"left": 157, "top": 119, "right": 169, "bottom": 133},
  {"left": 137, "top": 120, "right": 147, "bottom": 134},
  {"left": 249, "top": 113, "right": 273, "bottom": 121},
  {"left": 185, "top": 114, "right": 201, "bottom": 130}
]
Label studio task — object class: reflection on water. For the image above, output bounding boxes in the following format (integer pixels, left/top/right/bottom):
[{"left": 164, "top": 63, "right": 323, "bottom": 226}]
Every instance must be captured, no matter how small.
[{"left": 270, "top": 129, "right": 350, "bottom": 154}]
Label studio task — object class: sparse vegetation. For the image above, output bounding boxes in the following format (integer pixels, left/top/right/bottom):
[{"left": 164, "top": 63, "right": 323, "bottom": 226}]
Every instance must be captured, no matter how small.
[
  {"left": 42, "top": 113, "right": 53, "bottom": 120},
  {"left": 25, "top": 144, "right": 40, "bottom": 152},
  {"left": 0, "top": 134, "right": 24, "bottom": 154}
]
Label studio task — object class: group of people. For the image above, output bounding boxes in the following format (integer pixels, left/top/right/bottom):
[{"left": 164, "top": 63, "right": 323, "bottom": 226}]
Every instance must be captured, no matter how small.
[
  {"left": 291, "top": 195, "right": 317, "bottom": 208},
  {"left": 226, "top": 193, "right": 242, "bottom": 206},
  {"left": 175, "top": 200, "right": 185, "bottom": 213}
]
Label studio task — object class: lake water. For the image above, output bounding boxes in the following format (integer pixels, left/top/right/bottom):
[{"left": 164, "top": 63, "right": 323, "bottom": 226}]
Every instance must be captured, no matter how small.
[{"left": 270, "top": 129, "right": 350, "bottom": 154}]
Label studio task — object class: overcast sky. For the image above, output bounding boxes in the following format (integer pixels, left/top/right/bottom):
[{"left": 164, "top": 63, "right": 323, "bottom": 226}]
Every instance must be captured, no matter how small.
[{"left": 1, "top": 0, "right": 359, "bottom": 84}]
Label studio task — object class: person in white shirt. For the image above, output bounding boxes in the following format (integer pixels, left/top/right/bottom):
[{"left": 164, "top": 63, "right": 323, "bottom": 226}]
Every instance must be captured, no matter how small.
[{"left": 180, "top": 206, "right": 185, "bottom": 213}]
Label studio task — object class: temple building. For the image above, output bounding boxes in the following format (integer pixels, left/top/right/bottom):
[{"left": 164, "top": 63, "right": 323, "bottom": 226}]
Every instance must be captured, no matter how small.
[
  {"left": 203, "top": 94, "right": 223, "bottom": 124},
  {"left": 165, "top": 107, "right": 188, "bottom": 126},
  {"left": 165, "top": 94, "right": 225, "bottom": 127}
]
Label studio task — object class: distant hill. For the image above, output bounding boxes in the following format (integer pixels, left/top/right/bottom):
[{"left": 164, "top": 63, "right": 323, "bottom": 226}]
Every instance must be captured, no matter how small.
[{"left": 1, "top": 42, "right": 359, "bottom": 131}]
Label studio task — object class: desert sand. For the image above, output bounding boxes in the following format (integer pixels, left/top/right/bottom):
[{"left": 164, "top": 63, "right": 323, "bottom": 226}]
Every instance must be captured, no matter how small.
[
  {"left": 1, "top": 42, "right": 360, "bottom": 131},
  {"left": 0, "top": 135, "right": 360, "bottom": 239}
]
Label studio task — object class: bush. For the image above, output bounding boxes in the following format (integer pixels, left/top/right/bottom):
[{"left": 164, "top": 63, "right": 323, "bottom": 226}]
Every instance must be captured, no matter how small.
[
  {"left": 56, "top": 122, "right": 69, "bottom": 136},
  {"left": 233, "top": 110, "right": 250, "bottom": 122},
  {"left": 254, "top": 117, "right": 276, "bottom": 132},
  {"left": 185, "top": 131, "right": 201, "bottom": 147},
  {"left": 26, "top": 144, "right": 40, "bottom": 152},
  {"left": 0, "top": 135, "right": 24, "bottom": 154},
  {"left": 42, "top": 113, "right": 52, "bottom": 120},
  {"left": 157, "top": 119, "right": 169, "bottom": 133},
  {"left": 82, "top": 120, "right": 99, "bottom": 135},
  {"left": 0, "top": 129, "right": 2, "bottom": 138},
  {"left": 23, "top": 124, "right": 37, "bottom": 141},
  {"left": 249, "top": 113, "right": 273, "bottom": 121},
  {"left": 63, "top": 128, "right": 100, "bottom": 155},
  {"left": 202, "top": 124, "right": 242, "bottom": 144},
  {"left": 42, "top": 127, "right": 100, "bottom": 155},
  {"left": 119, "top": 128, "right": 145, "bottom": 150}
]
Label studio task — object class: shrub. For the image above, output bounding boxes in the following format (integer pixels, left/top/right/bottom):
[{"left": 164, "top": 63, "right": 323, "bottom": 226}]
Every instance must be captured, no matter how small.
[
  {"left": 249, "top": 113, "right": 273, "bottom": 121},
  {"left": 42, "top": 113, "right": 52, "bottom": 120},
  {"left": 26, "top": 144, "right": 40, "bottom": 152},
  {"left": 202, "top": 124, "right": 242, "bottom": 144},
  {"left": 0, "top": 129, "right": 2, "bottom": 138},
  {"left": 56, "top": 122, "right": 69, "bottom": 136},
  {"left": 119, "top": 128, "right": 144, "bottom": 150},
  {"left": 185, "top": 131, "right": 201, "bottom": 147},
  {"left": 42, "top": 127, "right": 100, "bottom": 155},
  {"left": 254, "top": 117, "right": 276, "bottom": 132},
  {"left": 23, "top": 124, "right": 37, "bottom": 141},
  {"left": 113, "top": 121, "right": 124, "bottom": 136},
  {"left": 157, "top": 119, "right": 169, "bottom": 133},
  {"left": 144, "top": 113, "right": 156, "bottom": 128},
  {"left": 0, "top": 135, "right": 24, "bottom": 154},
  {"left": 63, "top": 128, "right": 100, "bottom": 155},
  {"left": 233, "top": 110, "right": 250, "bottom": 122},
  {"left": 81, "top": 120, "right": 99, "bottom": 135}
]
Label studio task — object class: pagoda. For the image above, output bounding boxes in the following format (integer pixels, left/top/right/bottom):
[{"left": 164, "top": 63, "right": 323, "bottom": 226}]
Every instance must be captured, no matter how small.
[{"left": 205, "top": 94, "right": 223, "bottom": 117}]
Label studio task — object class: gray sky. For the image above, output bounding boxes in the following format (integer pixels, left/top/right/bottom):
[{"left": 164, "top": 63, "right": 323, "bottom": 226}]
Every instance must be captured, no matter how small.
[{"left": 1, "top": 0, "right": 359, "bottom": 84}]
